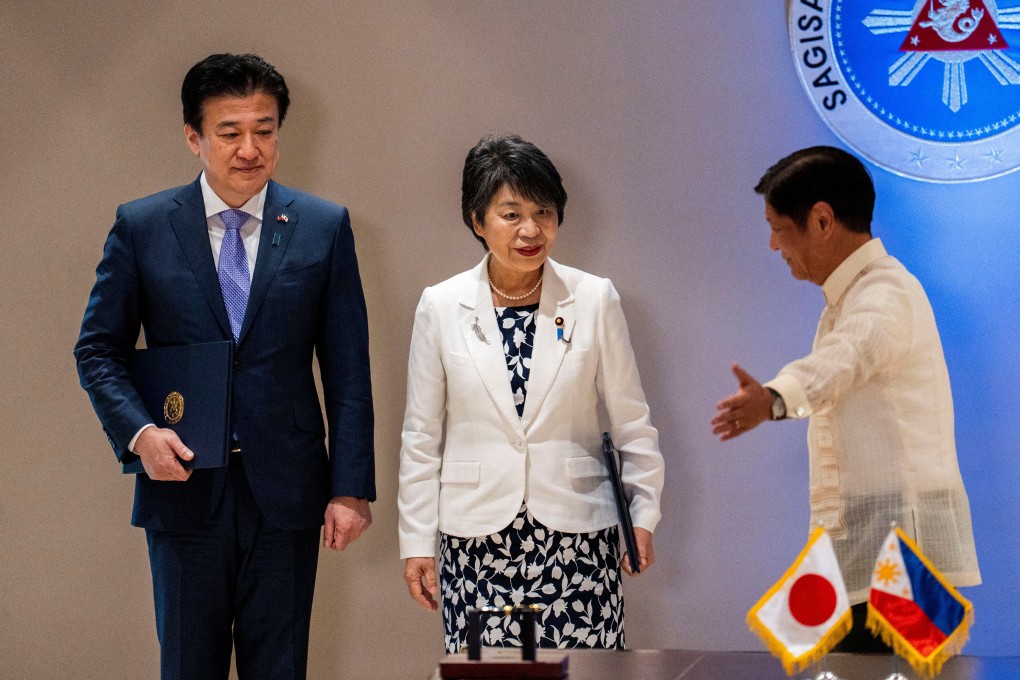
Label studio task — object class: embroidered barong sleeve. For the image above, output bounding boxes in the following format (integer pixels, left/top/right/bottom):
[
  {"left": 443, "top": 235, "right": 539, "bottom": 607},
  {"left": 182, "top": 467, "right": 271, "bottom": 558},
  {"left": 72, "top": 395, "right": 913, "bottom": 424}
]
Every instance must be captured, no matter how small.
[{"left": 765, "top": 268, "right": 912, "bottom": 420}]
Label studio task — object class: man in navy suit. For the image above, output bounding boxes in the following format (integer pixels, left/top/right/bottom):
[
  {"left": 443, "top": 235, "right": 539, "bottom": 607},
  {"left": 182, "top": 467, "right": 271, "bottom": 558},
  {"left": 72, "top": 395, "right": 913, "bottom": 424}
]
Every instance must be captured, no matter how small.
[{"left": 74, "top": 53, "right": 375, "bottom": 680}]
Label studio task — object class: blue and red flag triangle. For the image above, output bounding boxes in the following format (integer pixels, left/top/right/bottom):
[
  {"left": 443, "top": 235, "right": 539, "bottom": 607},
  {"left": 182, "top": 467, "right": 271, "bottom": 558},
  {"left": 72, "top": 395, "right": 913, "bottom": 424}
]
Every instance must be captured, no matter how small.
[{"left": 867, "top": 527, "right": 974, "bottom": 677}]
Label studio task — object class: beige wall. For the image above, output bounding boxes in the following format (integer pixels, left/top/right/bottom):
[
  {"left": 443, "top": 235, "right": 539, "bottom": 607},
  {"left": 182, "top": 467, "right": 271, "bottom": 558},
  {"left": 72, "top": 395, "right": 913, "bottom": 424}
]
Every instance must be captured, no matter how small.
[{"left": 11, "top": 2, "right": 1007, "bottom": 678}]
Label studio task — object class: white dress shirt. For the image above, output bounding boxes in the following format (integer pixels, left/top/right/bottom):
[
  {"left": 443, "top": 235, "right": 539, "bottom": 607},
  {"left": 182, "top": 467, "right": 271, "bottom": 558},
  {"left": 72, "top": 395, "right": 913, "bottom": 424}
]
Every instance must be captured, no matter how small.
[
  {"left": 199, "top": 171, "right": 264, "bottom": 279},
  {"left": 765, "top": 238, "right": 981, "bottom": 603}
]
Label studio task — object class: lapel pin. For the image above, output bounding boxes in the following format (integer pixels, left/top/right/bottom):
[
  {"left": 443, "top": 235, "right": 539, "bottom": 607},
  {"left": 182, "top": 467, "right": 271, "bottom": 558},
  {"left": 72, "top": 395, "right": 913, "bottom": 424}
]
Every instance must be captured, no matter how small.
[
  {"left": 271, "top": 232, "right": 281, "bottom": 247},
  {"left": 555, "top": 316, "right": 571, "bottom": 343},
  {"left": 276, "top": 214, "right": 289, "bottom": 223},
  {"left": 471, "top": 316, "right": 490, "bottom": 344}
]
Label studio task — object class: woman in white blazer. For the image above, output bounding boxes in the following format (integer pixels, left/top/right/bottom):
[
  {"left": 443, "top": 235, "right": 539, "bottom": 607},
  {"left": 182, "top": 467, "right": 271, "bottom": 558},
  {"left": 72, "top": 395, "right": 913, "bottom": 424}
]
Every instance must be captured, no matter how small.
[{"left": 399, "top": 134, "right": 664, "bottom": 653}]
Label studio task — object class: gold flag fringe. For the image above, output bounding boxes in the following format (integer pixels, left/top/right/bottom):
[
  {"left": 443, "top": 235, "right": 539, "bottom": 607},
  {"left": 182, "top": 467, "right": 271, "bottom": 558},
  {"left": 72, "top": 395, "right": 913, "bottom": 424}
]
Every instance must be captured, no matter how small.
[
  {"left": 747, "top": 607, "right": 852, "bottom": 675},
  {"left": 746, "top": 527, "right": 854, "bottom": 675},
  {"left": 866, "top": 603, "right": 974, "bottom": 678}
]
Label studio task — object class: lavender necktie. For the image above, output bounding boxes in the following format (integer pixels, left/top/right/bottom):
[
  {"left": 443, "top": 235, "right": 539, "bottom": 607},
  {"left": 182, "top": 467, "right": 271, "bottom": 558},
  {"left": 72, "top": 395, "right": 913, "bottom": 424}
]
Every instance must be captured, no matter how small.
[{"left": 218, "top": 209, "right": 250, "bottom": 341}]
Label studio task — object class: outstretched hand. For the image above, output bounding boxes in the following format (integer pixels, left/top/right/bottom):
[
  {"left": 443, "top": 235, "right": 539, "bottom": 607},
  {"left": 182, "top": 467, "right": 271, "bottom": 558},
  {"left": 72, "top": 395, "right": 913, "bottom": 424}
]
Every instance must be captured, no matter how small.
[{"left": 711, "top": 363, "right": 773, "bottom": 441}]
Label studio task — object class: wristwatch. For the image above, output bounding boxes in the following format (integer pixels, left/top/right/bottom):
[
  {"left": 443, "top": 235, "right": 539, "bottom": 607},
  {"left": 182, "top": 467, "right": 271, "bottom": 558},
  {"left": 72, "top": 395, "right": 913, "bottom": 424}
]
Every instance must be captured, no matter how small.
[{"left": 767, "top": 388, "right": 786, "bottom": 421}]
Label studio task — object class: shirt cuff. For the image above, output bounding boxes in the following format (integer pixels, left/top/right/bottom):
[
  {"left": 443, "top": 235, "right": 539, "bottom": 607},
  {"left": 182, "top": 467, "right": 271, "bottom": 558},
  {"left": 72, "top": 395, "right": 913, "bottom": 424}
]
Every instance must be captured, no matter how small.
[
  {"left": 128, "top": 423, "right": 156, "bottom": 453},
  {"left": 764, "top": 374, "right": 812, "bottom": 420}
]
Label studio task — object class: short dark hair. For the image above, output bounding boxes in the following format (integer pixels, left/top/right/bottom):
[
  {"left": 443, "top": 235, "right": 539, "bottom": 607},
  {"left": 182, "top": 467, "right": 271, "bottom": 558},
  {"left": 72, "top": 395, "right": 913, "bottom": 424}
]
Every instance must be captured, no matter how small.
[
  {"left": 754, "top": 146, "right": 874, "bottom": 234},
  {"left": 181, "top": 53, "right": 290, "bottom": 134},
  {"left": 461, "top": 134, "right": 567, "bottom": 248}
]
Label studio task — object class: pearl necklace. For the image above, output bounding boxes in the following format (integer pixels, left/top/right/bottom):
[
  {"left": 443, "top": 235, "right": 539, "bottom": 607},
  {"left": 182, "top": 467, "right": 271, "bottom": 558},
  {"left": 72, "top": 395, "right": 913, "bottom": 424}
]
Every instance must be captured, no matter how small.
[{"left": 489, "top": 273, "right": 543, "bottom": 301}]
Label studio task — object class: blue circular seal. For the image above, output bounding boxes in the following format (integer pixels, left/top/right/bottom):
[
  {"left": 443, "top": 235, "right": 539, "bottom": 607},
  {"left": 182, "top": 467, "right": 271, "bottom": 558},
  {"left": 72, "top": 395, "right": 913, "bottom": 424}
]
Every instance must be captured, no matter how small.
[{"left": 789, "top": 0, "right": 1020, "bottom": 182}]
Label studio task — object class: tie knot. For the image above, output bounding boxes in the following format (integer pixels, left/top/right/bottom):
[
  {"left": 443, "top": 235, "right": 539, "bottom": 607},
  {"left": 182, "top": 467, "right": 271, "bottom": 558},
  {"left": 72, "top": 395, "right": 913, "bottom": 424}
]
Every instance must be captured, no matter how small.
[{"left": 220, "top": 209, "right": 248, "bottom": 231}]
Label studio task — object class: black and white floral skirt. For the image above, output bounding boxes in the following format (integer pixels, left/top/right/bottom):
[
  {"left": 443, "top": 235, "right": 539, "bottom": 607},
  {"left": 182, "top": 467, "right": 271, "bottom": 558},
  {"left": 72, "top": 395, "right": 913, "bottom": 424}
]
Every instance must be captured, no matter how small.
[{"left": 439, "top": 505, "right": 624, "bottom": 653}]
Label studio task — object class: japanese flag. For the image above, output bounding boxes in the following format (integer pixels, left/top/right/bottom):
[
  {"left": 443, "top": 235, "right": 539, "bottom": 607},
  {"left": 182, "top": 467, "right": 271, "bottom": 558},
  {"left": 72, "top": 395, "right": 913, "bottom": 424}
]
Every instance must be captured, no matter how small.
[{"left": 747, "top": 527, "right": 852, "bottom": 675}]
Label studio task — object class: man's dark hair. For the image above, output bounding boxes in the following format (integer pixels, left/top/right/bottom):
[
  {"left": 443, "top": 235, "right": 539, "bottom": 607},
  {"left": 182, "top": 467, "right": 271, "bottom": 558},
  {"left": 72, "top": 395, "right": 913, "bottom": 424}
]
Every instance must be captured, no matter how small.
[
  {"left": 462, "top": 134, "right": 567, "bottom": 248},
  {"left": 754, "top": 146, "right": 874, "bottom": 234},
  {"left": 181, "top": 53, "right": 290, "bottom": 134}
]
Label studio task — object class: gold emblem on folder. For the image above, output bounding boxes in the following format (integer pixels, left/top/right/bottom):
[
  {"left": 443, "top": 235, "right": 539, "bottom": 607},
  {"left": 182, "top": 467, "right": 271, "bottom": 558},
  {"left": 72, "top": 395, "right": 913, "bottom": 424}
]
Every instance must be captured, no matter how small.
[{"left": 163, "top": 391, "right": 184, "bottom": 425}]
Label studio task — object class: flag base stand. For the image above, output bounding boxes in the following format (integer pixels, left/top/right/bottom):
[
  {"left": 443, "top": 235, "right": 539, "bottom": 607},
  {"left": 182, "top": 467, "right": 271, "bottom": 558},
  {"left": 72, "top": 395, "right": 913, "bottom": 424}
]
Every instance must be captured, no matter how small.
[
  {"left": 802, "top": 656, "right": 844, "bottom": 680},
  {"left": 881, "top": 653, "right": 910, "bottom": 680},
  {"left": 811, "top": 672, "right": 844, "bottom": 680},
  {"left": 880, "top": 644, "right": 911, "bottom": 680}
]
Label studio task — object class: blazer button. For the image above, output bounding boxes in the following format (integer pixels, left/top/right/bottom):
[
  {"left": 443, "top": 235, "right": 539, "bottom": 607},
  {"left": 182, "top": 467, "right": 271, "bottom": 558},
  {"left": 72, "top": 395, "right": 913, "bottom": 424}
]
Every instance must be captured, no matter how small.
[{"left": 233, "top": 360, "right": 241, "bottom": 370}]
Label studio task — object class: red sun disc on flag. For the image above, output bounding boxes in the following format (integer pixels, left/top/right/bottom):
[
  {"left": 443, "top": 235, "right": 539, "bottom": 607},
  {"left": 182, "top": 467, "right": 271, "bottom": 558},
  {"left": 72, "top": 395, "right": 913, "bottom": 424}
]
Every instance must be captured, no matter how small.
[{"left": 788, "top": 574, "right": 838, "bottom": 627}]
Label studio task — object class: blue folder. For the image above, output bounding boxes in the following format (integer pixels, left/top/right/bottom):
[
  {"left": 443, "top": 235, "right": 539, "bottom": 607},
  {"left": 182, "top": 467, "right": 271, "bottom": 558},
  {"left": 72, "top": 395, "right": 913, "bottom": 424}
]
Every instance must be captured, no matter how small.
[{"left": 123, "top": 341, "right": 233, "bottom": 474}]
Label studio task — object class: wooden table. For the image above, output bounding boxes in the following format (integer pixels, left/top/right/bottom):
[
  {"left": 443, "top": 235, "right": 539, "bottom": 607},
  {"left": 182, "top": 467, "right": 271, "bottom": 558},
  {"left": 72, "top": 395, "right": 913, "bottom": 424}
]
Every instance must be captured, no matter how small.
[{"left": 431, "top": 649, "right": 1020, "bottom": 680}]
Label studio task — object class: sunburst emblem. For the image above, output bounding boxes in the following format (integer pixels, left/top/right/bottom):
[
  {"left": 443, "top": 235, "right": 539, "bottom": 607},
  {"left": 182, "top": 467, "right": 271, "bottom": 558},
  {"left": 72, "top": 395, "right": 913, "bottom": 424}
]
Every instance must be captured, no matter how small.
[
  {"left": 790, "top": 0, "right": 1020, "bottom": 181},
  {"left": 863, "top": 1, "right": 1020, "bottom": 112},
  {"left": 874, "top": 558, "right": 902, "bottom": 587}
]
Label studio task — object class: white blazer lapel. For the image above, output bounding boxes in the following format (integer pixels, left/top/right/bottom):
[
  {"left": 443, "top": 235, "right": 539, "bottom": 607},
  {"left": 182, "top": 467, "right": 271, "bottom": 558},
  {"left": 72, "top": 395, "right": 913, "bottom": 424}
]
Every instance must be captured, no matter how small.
[
  {"left": 521, "top": 260, "right": 574, "bottom": 428},
  {"left": 459, "top": 257, "right": 526, "bottom": 435}
]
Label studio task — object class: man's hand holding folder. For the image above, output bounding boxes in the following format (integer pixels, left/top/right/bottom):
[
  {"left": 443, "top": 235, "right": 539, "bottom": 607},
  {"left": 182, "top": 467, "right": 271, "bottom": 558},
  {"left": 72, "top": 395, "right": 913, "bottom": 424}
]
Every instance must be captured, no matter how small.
[
  {"left": 124, "top": 340, "right": 233, "bottom": 476},
  {"left": 134, "top": 427, "right": 195, "bottom": 481}
]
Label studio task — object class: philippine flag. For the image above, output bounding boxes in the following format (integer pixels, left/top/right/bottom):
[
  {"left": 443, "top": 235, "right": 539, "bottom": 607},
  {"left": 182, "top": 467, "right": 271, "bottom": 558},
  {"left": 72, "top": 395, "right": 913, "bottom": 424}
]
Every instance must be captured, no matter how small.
[
  {"left": 747, "top": 527, "right": 851, "bottom": 675},
  {"left": 867, "top": 527, "right": 974, "bottom": 678}
]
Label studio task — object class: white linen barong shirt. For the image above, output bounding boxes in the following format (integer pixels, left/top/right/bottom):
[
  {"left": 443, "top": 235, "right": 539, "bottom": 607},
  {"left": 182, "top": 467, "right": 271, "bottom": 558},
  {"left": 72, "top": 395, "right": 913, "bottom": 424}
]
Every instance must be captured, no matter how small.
[{"left": 765, "top": 238, "right": 981, "bottom": 603}]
